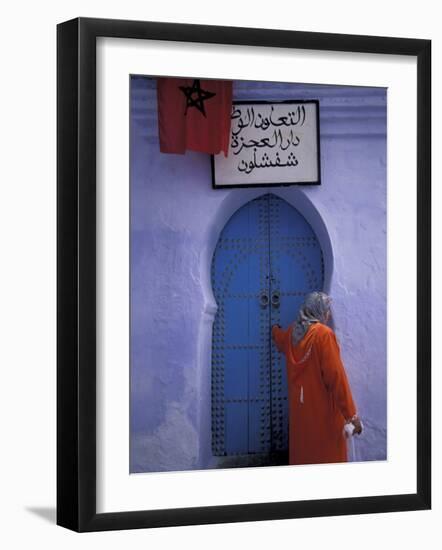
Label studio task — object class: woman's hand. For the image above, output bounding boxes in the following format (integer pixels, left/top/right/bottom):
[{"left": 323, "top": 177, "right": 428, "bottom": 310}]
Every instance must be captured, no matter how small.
[
  {"left": 350, "top": 415, "right": 363, "bottom": 435},
  {"left": 271, "top": 324, "right": 281, "bottom": 341},
  {"left": 344, "top": 415, "right": 363, "bottom": 436}
]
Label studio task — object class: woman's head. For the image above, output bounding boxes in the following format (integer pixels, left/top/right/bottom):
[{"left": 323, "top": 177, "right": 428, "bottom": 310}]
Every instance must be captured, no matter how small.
[
  {"left": 292, "top": 291, "right": 332, "bottom": 345},
  {"left": 302, "top": 291, "right": 332, "bottom": 324}
]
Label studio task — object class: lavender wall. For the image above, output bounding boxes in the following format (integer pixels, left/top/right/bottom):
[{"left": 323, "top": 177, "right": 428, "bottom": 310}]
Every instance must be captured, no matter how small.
[{"left": 130, "top": 77, "right": 387, "bottom": 473}]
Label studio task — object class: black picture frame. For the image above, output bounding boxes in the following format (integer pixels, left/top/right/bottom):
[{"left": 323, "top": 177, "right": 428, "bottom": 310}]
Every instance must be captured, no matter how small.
[
  {"left": 57, "top": 17, "right": 431, "bottom": 532},
  {"left": 211, "top": 100, "right": 321, "bottom": 188}
]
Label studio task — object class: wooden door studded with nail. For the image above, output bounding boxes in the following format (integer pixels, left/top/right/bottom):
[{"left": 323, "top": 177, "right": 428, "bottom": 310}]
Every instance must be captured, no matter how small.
[{"left": 211, "top": 194, "right": 324, "bottom": 457}]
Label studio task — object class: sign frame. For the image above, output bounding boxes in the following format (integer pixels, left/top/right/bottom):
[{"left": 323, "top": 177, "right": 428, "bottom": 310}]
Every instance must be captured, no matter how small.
[{"left": 212, "top": 99, "right": 321, "bottom": 189}]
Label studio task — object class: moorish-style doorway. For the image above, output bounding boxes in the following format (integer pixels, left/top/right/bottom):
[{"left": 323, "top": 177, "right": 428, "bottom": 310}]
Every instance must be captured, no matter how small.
[{"left": 211, "top": 193, "right": 324, "bottom": 466}]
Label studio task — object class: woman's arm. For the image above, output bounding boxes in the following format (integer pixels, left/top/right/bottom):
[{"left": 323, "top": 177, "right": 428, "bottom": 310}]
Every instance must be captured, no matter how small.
[
  {"left": 318, "top": 328, "right": 358, "bottom": 423},
  {"left": 272, "top": 324, "right": 288, "bottom": 353}
]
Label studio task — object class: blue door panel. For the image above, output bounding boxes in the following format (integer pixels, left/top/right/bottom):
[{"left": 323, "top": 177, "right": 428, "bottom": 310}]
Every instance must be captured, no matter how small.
[
  {"left": 223, "top": 348, "right": 248, "bottom": 400},
  {"left": 212, "top": 194, "right": 324, "bottom": 457},
  {"left": 225, "top": 403, "right": 248, "bottom": 454},
  {"left": 277, "top": 251, "right": 320, "bottom": 291},
  {"left": 223, "top": 298, "right": 249, "bottom": 345},
  {"left": 268, "top": 195, "right": 324, "bottom": 453},
  {"left": 247, "top": 347, "right": 264, "bottom": 398},
  {"left": 270, "top": 197, "right": 317, "bottom": 238},
  {"left": 211, "top": 197, "right": 270, "bottom": 455},
  {"left": 249, "top": 401, "right": 269, "bottom": 453},
  {"left": 248, "top": 297, "right": 269, "bottom": 347}
]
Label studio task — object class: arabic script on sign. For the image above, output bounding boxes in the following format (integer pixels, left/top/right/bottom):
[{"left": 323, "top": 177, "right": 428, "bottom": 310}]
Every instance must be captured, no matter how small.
[{"left": 213, "top": 101, "right": 320, "bottom": 187}]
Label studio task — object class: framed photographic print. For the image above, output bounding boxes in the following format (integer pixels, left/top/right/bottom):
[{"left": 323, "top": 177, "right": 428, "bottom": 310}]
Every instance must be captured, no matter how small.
[{"left": 57, "top": 17, "right": 431, "bottom": 532}]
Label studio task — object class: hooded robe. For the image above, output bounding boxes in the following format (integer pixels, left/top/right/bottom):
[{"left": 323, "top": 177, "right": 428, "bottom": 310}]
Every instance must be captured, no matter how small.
[{"left": 272, "top": 322, "right": 357, "bottom": 465}]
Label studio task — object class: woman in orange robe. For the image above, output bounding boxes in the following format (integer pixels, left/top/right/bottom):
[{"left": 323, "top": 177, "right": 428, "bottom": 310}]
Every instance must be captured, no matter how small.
[{"left": 272, "top": 292, "right": 362, "bottom": 466}]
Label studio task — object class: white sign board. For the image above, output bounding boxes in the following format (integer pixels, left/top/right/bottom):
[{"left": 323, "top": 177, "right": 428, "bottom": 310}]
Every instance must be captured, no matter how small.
[{"left": 212, "top": 101, "right": 320, "bottom": 188}]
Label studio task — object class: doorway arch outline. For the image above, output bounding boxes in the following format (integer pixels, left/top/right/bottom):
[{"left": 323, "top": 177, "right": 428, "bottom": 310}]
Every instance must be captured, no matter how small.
[{"left": 197, "top": 188, "right": 334, "bottom": 467}]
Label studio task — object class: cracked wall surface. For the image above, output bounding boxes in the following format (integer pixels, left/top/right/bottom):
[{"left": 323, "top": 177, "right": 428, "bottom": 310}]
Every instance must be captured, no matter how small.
[{"left": 130, "top": 77, "right": 387, "bottom": 473}]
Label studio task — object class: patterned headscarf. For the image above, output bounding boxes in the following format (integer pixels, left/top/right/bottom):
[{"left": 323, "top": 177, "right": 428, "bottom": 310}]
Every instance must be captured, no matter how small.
[{"left": 292, "top": 291, "right": 332, "bottom": 346}]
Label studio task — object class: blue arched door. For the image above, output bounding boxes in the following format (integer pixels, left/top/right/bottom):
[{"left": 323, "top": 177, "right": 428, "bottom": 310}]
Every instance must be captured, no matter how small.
[{"left": 211, "top": 193, "right": 324, "bottom": 459}]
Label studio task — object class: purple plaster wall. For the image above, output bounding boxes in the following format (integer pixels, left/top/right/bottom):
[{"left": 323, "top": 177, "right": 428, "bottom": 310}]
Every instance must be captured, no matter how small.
[{"left": 130, "top": 77, "right": 387, "bottom": 473}]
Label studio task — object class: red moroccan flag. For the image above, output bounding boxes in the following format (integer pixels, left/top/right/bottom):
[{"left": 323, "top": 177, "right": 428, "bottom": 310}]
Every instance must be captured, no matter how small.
[{"left": 157, "top": 78, "right": 232, "bottom": 157}]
